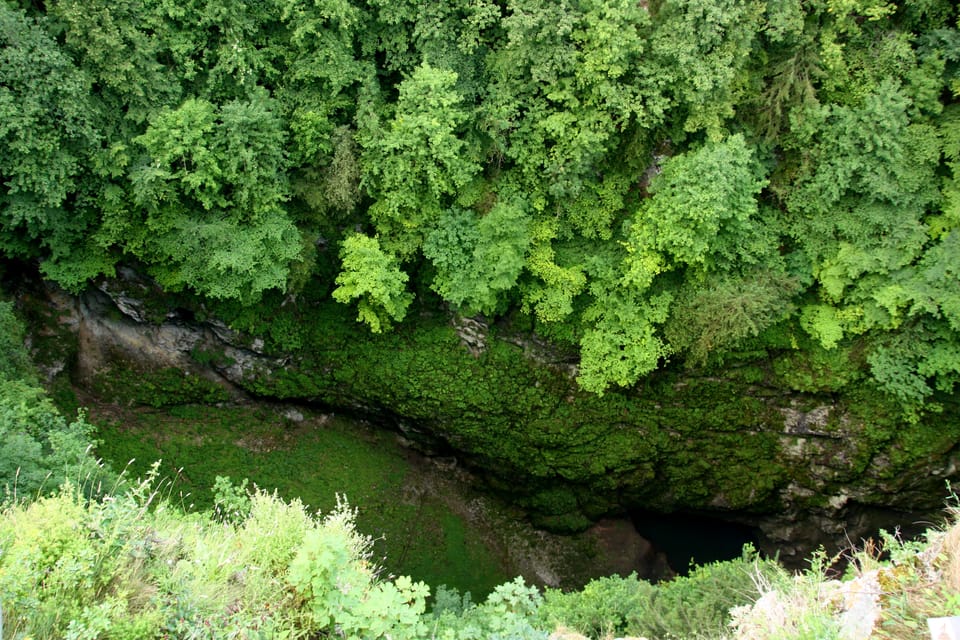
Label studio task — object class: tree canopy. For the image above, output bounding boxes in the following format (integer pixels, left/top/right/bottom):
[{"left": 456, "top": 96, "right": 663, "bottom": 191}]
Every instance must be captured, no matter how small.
[{"left": 1, "top": 0, "right": 958, "bottom": 413}]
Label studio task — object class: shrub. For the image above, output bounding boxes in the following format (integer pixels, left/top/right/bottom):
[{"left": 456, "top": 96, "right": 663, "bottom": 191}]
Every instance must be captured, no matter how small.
[
  {"left": 0, "top": 377, "right": 113, "bottom": 500},
  {"left": 431, "top": 577, "right": 548, "bottom": 640},
  {"left": 0, "top": 299, "right": 34, "bottom": 382},
  {"left": 287, "top": 496, "right": 431, "bottom": 638},
  {"left": 0, "top": 480, "right": 433, "bottom": 639},
  {"left": 539, "top": 546, "right": 779, "bottom": 640},
  {"left": 537, "top": 574, "right": 656, "bottom": 638}
]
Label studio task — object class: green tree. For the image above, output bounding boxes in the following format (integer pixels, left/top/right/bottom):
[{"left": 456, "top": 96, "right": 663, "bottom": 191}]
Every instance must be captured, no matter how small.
[
  {"left": 0, "top": 380, "right": 107, "bottom": 501},
  {"left": 520, "top": 218, "right": 588, "bottom": 325},
  {"left": 577, "top": 288, "right": 673, "bottom": 394},
  {"left": 358, "top": 63, "right": 480, "bottom": 257},
  {"left": 423, "top": 197, "right": 530, "bottom": 316},
  {"left": 332, "top": 233, "right": 413, "bottom": 333},
  {"left": 275, "top": 0, "right": 369, "bottom": 225},
  {"left": 482, "top": 0, "right": 655, "bottom": 201},
  {"left": 625, "top": 134, "right": 769, "bottom": 275},
  {"left": 663, "top": 271, "right": 800, "bottom": 366},
  {"left": 574, "top": 134, "right": 775, "bottom": 391},
  {"left": 785, "top": 82, "right": 940, "bottom": 346},
  {"left": 48, "top": 0, "right": 183, "bottom": 125},
  {"left": 646, "top": 0, "right": 764, "bottom": 137},
  {"left": 126, "top": 93, "right": 300, "bottom": 301},
  {"left": 0, "top": 4, "right": 102, "bottom": 279}
]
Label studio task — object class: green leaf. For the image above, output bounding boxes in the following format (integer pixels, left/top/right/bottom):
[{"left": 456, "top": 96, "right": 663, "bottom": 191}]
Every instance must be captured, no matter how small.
[{"left": 333, "top": 234, "right": 413, "bottom": 333}]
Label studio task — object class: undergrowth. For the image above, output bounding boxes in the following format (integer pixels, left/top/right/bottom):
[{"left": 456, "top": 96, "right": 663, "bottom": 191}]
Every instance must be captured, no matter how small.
[
  {"left": 90, "top": 403, "right": 508, "bottom": 596},
  {"left": 0, "top": 471, "right": 767, "bottom": 640},
  {"left": 3, "top": 466, "right": 960, "bottom": 638},
  {"left": 729, "top": 504, "right": 960, "bottom": 640}
]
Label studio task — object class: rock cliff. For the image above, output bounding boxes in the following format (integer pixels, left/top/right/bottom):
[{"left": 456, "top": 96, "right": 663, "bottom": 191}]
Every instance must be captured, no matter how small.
[{"left": 25, "top": 274, "right": 960, "bottom": 565}]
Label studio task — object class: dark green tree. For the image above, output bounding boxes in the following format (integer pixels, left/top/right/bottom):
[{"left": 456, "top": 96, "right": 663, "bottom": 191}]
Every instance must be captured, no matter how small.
[
  {"left": 126, "top": 93, "right": 301, "bottom": 301},
  {"left": 0, "top": 4, "right": 103, "bottom": 283}
]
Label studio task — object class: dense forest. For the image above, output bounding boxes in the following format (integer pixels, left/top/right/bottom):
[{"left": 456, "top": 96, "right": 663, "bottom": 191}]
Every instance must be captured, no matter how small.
[
  {"left": 1, "top": 0, "right": 958, "bottom": 414},
  {"left": 4, "top": 0, "right": 960, "bottom": 636}
]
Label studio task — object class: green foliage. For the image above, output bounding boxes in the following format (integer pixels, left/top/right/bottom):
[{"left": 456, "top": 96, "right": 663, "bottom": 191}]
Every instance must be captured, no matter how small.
[
  {"left": 292, "top": 124, "right": 363, "bottom": 223},
  {"left": 0, "top": 3, "right": 102, "bottom": 279},
  {"left": 786, "top": 82, "right": 936, "bottom": 286},
  {"left": 482, "top": 0, "right": 655, "bottom": 199},
  {"left": 277, "top": 0, "right": 367, "bottom": 181},
  {"left": 0, "top": 476, "right": 545, "bottom": 640},
  {"left": 431, "top": 577, "right": 547, "bottom": 640},
  {"left": 777, "top": 77, "right": 957, "bottom": 413},
  {"left": 537, "top": 574, "right": 656, "bottom": 638},
  {"left": 664, "top": 270, "right": 800, "bottom": 366},
  {"left": 0, "top": 0, "right": 957, "bottom": 428},
  {"left": 0, "top": 476, "right": 428, "bottom": 639},
  {"left": 289, "top": 499, "right": 430, "bottom": 638},
  {"left": 576, "top": 288, "right": 672, "bottom": 394},
  {"left": 0, "top": 300, "right": 34, "bottom": 382},
  {"left": 647, "top": 0, "right": 764, "bottom": 137},
  {"left": 14, "top": 476, "right": 867, "bottom": 640},
  {"left": 90, "top": 365, "right": 231, "bottom": 408},
  {"left": 333, "top": 233, "right": 414, "bottom": 332},
  {"left": 538, "top": 547, "right": 780, "bottom": 640},
  {"left": 92, "top": 402, "right": 511, "bottom": 595},
  {"left": 359, "top": 62, "right": 480, "bottom": 257},
  {"left": 423, "top": 198, "right": 531, "bottom": 315},
  {"left": 49, "top": 0, "right": 183, "bottom": 124},
  {"left": 0, "top": 380, "right": 103, "bottom": 499},
  {"left": 0, "top": 5, "right": 98, "bottom": 210},
  {"left": 574, "top": 134, "right": 773, "bottom": 392},
  {"left": 125, "top": 92, "right": 300, "bottom": 301},
  {"left": 211, "top": 475, "right": 251, "bottom": 524},
  {"left": 0, "top": 306, "right": 112, "bottom": 500},
  {"left": 627, "top": 134, "right": 769, "bottom": 274},
  {"left": 866, "top": 318, "right": 960, "bottom": 418},
  {"left": 521, "top": 219, "right": 589, "bottom": 325}
]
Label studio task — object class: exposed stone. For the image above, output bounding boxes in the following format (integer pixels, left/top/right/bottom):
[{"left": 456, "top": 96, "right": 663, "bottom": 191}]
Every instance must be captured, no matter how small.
[
  {"left": 215, "top": 344, "right": 286, "bottom": 386},
  {"left": 282, "top": 407, "right": 305, "bottom": 422},
  {"left": 730, "top": 567, "right": 890, "bottom": 640},
  {"left": 75, "top": 290, "right": 198, "bottom": 383},
  {"left": 779, "top": 403, "right": 835, "bottom": 436},
  {"left": 835, "top": 570, "right": 883, "bottom": 640},
  {"left": 585, "top": 518, "right": 674, "bottom": 582},
  {"left": 548, "top": 627, "right": 589, "bottom": 640},
  {"left": 497, "top": 330, "right": 580, "bottom": 378},
  {"left": 451, "top": 313, "right": 488, "bottom": 356}
]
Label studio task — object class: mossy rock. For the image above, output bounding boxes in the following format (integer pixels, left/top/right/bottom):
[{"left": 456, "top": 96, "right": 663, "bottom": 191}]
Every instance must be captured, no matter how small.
[
  {"left": 90, "top": 364, "right": 231, "bottom": 407},
  {"left": 64, "top": 289, "right": 960, "bottom": 535}
]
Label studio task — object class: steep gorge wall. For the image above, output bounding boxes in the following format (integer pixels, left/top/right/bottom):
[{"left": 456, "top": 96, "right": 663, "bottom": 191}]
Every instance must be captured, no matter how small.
[{"left": 23, "top": 274, "right": 960, "bottom": 565}]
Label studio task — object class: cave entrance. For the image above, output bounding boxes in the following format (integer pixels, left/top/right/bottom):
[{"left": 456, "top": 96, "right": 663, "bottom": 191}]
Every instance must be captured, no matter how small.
[{"left": 630, "top": 509, "right": 761, "bottom": 575}]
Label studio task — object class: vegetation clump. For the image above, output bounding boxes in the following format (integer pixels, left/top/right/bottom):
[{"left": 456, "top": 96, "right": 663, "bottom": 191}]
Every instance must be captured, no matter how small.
[
  {"left": 4, "top": 463, "right": 960, "bottom": 639},
  {"left": 0, "top": 300, "right": 110, "bottom": 500},
  {"left": 0, "top": 468, "right": 767, "bottom": 639}
]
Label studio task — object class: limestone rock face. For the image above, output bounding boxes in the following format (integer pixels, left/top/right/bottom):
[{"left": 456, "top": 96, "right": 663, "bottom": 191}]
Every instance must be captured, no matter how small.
[{"left": 35, "top": 277, "right": 960, "bottom": 565}]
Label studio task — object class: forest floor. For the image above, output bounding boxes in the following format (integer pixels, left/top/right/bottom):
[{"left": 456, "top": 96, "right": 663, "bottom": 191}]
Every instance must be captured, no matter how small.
[{"left": 78, "top": 393, "right": 657, "bottom": 597}]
